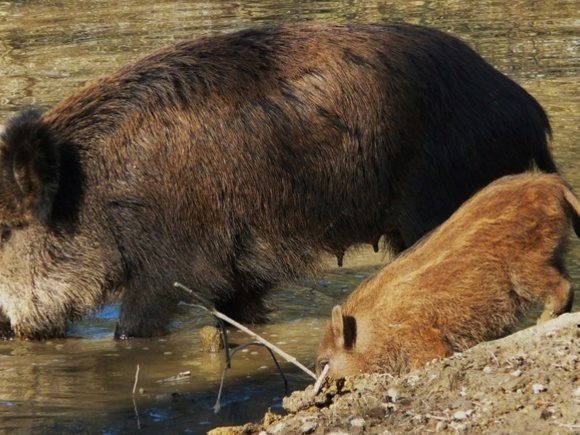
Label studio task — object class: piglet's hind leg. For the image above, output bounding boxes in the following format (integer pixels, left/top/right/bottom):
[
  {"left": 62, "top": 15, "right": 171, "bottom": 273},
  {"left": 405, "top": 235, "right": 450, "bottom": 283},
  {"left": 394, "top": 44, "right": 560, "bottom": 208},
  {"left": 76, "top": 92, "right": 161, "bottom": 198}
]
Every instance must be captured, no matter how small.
[{"left": 537, "top": 275, "right": 574, "bottom": 324}]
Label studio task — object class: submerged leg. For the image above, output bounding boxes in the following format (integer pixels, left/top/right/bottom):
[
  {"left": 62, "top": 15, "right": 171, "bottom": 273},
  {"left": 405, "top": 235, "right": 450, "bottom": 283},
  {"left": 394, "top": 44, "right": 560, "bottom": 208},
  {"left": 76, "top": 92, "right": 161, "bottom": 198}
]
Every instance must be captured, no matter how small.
[
  {"left": 215, "top": 284, "right": 272, "bottom": 325},
  {"left": 115, "top": 285, "right": 180, "bottom": 339}
]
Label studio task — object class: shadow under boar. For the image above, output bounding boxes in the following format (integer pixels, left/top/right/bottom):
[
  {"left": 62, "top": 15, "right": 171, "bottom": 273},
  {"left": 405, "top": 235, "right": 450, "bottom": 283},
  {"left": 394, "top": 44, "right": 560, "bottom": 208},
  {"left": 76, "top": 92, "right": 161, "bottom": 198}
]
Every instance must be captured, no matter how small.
[
  {"left": 0, "top": 23, "right": 556, "bottom": 339},
  {"left": 316, "top": 173, "right": 579, "bottom": 378}
]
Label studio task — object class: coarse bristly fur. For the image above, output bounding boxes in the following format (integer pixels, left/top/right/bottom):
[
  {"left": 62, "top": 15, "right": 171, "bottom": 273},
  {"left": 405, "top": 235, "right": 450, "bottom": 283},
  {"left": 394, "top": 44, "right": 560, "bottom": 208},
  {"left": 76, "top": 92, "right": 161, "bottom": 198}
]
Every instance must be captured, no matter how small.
[
  {"left": 316, "top": 173, "right": 578, "bottom": 378},
  {"left": 0, "top": 23, "right": 556, "bottom": 339}
]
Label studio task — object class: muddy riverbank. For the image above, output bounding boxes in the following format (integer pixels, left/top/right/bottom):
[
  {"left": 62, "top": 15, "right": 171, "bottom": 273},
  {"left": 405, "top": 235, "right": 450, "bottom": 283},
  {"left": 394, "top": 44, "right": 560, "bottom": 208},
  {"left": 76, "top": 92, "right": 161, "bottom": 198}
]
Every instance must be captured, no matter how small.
[{"left": 212, "top": 312, "right": 580, "bottom": 434}]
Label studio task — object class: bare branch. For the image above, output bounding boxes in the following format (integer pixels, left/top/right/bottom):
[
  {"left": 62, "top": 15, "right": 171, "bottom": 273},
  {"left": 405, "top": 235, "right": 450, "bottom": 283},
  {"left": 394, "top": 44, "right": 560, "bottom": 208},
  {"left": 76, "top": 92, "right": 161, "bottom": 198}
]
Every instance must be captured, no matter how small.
[
  {"left": 132, "top": 364, "right": 140, "bottom": 395},
  {"left": 174, "top": 282, "right": 317, "bottom": 380},
  {"left": 313, "top": 363, "right": 329, "bottom": 395}
]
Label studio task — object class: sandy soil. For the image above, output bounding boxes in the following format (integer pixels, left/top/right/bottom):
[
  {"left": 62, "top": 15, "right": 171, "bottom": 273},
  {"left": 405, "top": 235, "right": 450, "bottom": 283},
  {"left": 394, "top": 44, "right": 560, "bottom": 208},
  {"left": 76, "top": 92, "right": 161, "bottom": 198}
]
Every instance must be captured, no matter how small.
[{"left": 210, "top": 312, "right": 580, "bottom": 434}]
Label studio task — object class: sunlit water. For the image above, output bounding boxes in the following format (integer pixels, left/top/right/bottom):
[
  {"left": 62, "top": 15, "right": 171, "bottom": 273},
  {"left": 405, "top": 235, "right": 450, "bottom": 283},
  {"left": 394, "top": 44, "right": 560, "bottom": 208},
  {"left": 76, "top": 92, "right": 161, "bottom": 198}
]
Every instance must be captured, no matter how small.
[{"left": 0, "top": 0, "right": 578, "bottom": 433}]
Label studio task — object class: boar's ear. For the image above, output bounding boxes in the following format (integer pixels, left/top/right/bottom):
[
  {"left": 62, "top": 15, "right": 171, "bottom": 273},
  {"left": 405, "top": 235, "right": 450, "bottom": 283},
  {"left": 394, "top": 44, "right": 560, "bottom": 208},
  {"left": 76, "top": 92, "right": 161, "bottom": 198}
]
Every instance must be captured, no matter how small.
[
  {"left": 0, "top": 109, "right": 60, "bottom": 224},
  {"left": 331, "top": 305, "right": 357, "bottom": 350}
]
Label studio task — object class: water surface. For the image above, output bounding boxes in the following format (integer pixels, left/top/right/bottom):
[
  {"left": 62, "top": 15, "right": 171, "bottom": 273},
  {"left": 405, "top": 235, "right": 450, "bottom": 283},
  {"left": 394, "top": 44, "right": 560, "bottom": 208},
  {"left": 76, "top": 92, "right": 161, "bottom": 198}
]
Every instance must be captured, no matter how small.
[{"left": 0, "top": 0, "right": 578, "bottom": 433}]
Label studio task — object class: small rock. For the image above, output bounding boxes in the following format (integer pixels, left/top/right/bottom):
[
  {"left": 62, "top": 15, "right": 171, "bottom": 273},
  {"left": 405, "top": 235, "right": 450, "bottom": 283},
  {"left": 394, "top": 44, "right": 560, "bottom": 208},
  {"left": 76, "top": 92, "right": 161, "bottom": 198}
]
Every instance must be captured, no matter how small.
[
  {"left": 532, "top": 383, "right": 547, "bottom": 394},
  {"left": 511, "top": 369, "right": 522, "bottom": 377},
  {"left": 350, "top": 418, "right": 365, "bottom": 427},
  {"left": 263, "top": 409, "right": 278, "bottom": 427},
  {"left": 386, "top": 388, "right": 400, "bottom": 402},
  {"left": 435, "top": 421, "right": 448, "bottom": 432},
  {"left": 269, "top": 422, "right": 286, "bottom": 434},
  {"left": 367, "top": 406, "right": 386, "bottom": 419},
  {"left": 482, "top": 365, "right": 493, "bottom": 374},
  {"left": 450, "top": 422, "right": 467, "bottom": 434},
  {"left": 300, "top": 421, "right": 317, "bottom": 434},
  {"left": 573, "top": 387, "right": 580, "bottom": 397},
  {"left": 207, "top": 426, "right": 244, "bottom": 435},
  {"left": 452, "top": 410, "right": 473, "bottom": 420},
  {"left": 406, "top": 374, "right": 420, "bottom": 387},
  {"left": 199, "top": 326, "right": 224, "bottom": 353}
]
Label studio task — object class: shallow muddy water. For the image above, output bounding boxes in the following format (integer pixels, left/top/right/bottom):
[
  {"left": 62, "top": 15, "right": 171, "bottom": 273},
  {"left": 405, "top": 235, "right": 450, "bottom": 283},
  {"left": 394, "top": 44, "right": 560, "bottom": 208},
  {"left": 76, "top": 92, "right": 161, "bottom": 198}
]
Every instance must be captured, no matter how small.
[{"left": 0, "top": 0, "right": 578, "bottom": 433}]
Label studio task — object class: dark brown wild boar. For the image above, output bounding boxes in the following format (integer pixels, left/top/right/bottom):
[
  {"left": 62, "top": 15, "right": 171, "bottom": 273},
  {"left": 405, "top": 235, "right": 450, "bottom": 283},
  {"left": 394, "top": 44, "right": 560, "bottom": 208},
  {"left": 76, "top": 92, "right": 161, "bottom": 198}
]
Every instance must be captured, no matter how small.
[
  {"left": 316, "top": 173, "right": 578, "bottom": 378},
  {"left": 0, "top": 23, "right": 556, "bottom": 339}
]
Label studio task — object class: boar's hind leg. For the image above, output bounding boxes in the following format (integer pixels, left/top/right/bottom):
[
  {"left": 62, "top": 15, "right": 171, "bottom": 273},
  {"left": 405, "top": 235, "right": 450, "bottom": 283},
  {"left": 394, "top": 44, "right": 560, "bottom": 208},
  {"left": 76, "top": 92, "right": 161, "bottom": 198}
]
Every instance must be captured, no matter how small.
[
  {"left": 115, "top": 288, "right": 181, "bottom": 339},
  {"left": 215, "top": 281, "right": 272, "bottom": 325}
]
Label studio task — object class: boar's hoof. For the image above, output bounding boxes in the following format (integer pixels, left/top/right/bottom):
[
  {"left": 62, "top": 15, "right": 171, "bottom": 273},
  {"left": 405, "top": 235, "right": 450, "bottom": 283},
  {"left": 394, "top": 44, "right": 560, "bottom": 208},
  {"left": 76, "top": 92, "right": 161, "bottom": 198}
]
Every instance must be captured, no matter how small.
[
  {"left": 0, "top": 322, "right": 14, "bottom": 340},
  {"left": 114, "top": 324, "right": 131, "bottom": 340}
]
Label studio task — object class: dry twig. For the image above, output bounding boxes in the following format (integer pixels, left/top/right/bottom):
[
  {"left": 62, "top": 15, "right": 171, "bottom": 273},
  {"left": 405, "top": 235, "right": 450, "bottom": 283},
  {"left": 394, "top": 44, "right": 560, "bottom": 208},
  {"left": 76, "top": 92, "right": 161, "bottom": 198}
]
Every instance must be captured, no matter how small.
[
  {"left": 132, "top": 364, "right": 140, "bottom": 395},
  {"left": 174, "top": 282, "right": 317, "bottom": 380}
]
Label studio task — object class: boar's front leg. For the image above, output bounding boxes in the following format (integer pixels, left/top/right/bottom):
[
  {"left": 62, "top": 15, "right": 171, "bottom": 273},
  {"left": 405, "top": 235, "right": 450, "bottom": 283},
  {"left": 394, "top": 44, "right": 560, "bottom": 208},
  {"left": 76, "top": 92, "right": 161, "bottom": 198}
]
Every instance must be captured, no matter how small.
[{"left": 0, "top": 309, "right": 13, "bottom": 339}]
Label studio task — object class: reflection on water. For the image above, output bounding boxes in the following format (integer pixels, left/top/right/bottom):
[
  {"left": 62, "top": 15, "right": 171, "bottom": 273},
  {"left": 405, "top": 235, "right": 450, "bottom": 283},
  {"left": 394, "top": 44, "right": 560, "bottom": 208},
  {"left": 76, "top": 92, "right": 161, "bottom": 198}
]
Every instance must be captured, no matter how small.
[{"left": 0, "top": 0, "right": 578, "bottom": 433}]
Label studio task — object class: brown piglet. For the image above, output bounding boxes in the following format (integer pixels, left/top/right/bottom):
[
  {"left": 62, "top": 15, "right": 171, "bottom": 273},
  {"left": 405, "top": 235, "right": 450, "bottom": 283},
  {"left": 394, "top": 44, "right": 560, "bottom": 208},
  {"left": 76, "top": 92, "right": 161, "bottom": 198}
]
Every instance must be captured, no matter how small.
[{"left": 316, "top": 173, "right": 579, "bottom": 378}]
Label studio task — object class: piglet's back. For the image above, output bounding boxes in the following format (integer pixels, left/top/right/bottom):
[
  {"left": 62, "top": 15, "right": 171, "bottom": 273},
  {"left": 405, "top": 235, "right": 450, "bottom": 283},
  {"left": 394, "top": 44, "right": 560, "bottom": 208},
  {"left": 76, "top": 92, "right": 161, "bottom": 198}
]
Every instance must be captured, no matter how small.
[{"left": 343, "top": 172, "right": 573, "bottom": 322}]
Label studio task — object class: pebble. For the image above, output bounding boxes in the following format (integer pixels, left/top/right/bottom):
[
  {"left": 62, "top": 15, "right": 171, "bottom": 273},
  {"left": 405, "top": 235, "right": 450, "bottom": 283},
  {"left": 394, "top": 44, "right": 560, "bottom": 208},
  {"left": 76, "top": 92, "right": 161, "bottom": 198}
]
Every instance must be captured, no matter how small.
[
  {"left": 406, "top": 374, "right": 420, "bottom": 387},
  {"left": 386, "top": 388, "right": 400, "bottom": 402},
  {"left": 435, "top": 421, "right": 448, "bottom": 432},
  {"left": 532, "top": 383, "right": 547, "bottom": 394},
  {"left": 300, "top": 421, "right": 317, "bottom": 433},
  {"left": 482, "top": 366, "right": 493, "bottom": 374},
  {"left": 351, "top": 418, "right": 365, "bottom": 427},
  {"left": 452, "top": 410, "right": 473, "bottom": 420},
  {"left": 573, "top": 387, "right": 580, "bottom": 397},
  {"left": 511, "top": 369, "right": 523, "bottom": 377},
  {"left": 268, "top": 423, "right": 286, "bottom": 434}
]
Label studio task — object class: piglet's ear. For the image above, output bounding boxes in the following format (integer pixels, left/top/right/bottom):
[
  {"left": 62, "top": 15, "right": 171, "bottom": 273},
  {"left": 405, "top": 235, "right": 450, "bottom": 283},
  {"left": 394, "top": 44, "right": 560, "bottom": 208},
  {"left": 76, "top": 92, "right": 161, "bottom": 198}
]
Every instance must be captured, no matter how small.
[
  {"left": 331, "top": 305, "right": 345, "bottom": 349},
  {"left": 331, "top": 305, "right": 357, "bottom": 350},
  {"left": 0, "top": 109, "right": 60, "bottom": 225}
]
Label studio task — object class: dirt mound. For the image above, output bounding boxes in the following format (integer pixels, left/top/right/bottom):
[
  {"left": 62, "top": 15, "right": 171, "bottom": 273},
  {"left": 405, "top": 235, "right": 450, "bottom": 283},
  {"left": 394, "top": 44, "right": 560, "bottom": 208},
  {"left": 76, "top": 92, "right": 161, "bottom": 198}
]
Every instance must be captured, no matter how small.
[{"left": 211, "top": 312, "right": 580, "bottom": 434}]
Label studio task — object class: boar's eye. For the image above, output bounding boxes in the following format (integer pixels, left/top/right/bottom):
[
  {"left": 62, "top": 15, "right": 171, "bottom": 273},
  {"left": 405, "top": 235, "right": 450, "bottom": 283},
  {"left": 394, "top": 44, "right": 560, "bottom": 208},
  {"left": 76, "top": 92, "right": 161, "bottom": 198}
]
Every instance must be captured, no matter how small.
[
  {"left": 0, "top": 228, "right": 11, "bottom": 244},
  {"left": 318, "top": 358, "right": 329, "bottom": 372}
]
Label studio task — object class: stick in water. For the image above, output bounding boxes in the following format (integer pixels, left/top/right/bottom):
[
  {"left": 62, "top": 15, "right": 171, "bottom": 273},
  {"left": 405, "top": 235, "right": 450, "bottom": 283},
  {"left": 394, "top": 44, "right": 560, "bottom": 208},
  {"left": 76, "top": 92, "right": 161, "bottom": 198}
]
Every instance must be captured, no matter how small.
[
  {"left": 174, "top": 282, "right": 317, "bottom": 380},
  {"left": 132, "top": 364, "right": 140, "bottom": 395}
]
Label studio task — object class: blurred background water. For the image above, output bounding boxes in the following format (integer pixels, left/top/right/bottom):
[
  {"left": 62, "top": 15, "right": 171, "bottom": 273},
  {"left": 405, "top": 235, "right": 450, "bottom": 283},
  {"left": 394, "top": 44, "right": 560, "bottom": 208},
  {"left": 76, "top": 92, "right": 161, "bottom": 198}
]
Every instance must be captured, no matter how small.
[{"left": 0, "top": 0, "right": 578, "bottom": 433}]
